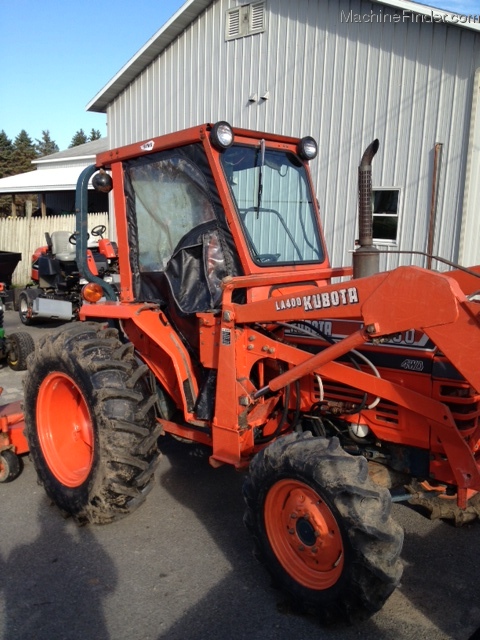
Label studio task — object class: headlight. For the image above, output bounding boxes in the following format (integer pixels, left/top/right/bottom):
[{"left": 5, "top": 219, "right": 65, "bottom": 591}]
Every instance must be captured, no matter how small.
[
  {"left": 210, "top": 121, "right": 234, "bottom": 150},
  {"left": 297, "top": 136, "right": 318, "bottom": 160}
]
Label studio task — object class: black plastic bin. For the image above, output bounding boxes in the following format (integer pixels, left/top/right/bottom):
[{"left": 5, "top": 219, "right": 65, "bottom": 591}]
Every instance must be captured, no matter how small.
[{"left": 0, "top": 251, "right": 21, "bottom": 286}]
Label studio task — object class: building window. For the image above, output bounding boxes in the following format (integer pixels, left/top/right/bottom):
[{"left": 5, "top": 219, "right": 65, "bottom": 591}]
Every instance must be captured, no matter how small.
[
  {"left": 372, "top": 189, "right": 400, "bottom": 244},
  {"left": 225, "top": 2, "right": 266, "bottom": 40}
]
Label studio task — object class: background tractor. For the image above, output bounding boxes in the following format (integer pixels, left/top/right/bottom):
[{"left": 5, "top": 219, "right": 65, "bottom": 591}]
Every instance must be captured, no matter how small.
[
  {"left": 23, "top": 122, "right": 480, "bottom": 624},
  {"left": 18, "top": 225, "right": 119, "bottom": 324}
]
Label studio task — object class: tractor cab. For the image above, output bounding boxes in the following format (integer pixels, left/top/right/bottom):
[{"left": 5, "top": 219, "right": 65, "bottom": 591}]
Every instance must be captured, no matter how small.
[{"left": 80, "top": 123, "right": 335, "bottom": 317}]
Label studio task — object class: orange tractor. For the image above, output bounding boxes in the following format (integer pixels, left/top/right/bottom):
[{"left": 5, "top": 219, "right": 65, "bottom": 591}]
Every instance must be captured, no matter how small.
[{"left": 23, "top": 123, "right": 480, "bottom": 624}]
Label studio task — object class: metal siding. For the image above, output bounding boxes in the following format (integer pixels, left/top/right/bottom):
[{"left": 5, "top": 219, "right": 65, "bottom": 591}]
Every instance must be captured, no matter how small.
[
  {"left": 460, "top": 68, "right": 480, "bottom": 266},
  {"left": 105, "top": 0, "right": 480, "bottom": 269}
]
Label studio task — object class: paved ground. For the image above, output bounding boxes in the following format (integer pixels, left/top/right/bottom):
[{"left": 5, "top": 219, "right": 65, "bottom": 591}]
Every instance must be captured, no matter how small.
[{"left": 1, "top": 310, "right": 480, "bottom": 640}]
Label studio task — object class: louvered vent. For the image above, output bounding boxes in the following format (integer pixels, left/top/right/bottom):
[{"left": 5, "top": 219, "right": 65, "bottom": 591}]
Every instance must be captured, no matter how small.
[
  {"left": 225, "top": 2, "right": 265, "bottom": 40},
  {"left": 226, "top": 7, "right": 243, "bottom": 39},
  {"left": 250, "top": 2, "right": 265, "bottom": 33}
]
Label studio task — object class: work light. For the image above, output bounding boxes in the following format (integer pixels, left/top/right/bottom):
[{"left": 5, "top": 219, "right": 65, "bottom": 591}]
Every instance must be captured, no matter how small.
[
  {"left": 298, "top": 136, "right": 318, "bottom": 160},
  {"left": 211, "top": 121, "right": 234, "bottom": 150}
]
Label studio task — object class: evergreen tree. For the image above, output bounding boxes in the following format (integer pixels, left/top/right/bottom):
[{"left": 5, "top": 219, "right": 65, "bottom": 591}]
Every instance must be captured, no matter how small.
[
  {"left": 0, "top": 131, "right": 14, "bottom": 216},
  {"left": 12, "top": 130, "right": 37, "bottom": 173},
  {"left": 8, "top": 130, "right": 37, "bottom": 216},
  {"left": 0, "top": 130, "right": 14, "bottom": 179},
  {"left": 88, "top": 128, "right": 102, "bottom": 142},
  {"left": 69, "top": 129, "right": 88, "bottom": 147},
  {"left": 36, "top": 130, "right": 59, "bottom": 157}
]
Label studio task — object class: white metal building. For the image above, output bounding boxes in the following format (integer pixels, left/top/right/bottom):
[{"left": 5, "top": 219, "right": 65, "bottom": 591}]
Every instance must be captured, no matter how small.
[
  {"left": 87, "top": 0, "right": 480, "bottom": 271},
  {"left": 0, "top": 138, "right": 109, "bottom": 216}
]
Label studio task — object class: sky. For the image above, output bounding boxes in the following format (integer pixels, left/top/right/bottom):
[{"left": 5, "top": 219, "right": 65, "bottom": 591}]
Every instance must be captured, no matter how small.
[
  {"left": 0, "top": 0, "right": 185, "bottom": 150},
  {"left": 1, "top": 0, "right": 479, "bottom": 152}
]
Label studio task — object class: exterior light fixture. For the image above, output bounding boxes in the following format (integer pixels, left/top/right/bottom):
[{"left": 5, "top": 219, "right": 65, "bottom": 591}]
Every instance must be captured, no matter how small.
[
  {"left": 297, "top": 136, "right": 318, "bottom": 161},
  {"left": 210, "top": 121, "right": 234, "bottom": 150}
]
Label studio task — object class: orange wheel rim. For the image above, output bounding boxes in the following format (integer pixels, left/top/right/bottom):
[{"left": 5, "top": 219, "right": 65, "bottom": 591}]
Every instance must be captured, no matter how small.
[
  {"left": 264, "top": 479, "right": 344, "bottom": 590},
  {"left": 37, "top": 372, "right": 94, "bottom": 487}
]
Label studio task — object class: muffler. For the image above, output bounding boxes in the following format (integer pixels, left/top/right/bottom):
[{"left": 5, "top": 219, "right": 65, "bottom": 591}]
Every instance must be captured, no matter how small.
[{"left": 353, "top": 139, "right": 380, "bottom": 278}]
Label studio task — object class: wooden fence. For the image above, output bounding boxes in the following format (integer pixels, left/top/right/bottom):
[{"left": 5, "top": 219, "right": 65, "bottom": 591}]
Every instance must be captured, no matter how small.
[{"left": 0, "top": 213, "right": 110, "bottom": 286}]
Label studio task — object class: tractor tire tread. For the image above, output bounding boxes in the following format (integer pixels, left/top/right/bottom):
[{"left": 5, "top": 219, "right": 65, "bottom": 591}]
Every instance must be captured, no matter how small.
[
  {"left": 24, "top": 322, "right": 161, "bottom": 525},
  {"left": 7, "top": 331, "right": 35, "bottom": 371},
  {"left": 243, "top": 431, "right": 403, "bottom": 624}
]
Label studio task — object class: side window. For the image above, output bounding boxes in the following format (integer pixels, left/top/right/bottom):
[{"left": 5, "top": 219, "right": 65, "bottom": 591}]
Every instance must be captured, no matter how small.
[
  {"left": 372, "top": 189, "right": 400, "bottom": 245},
  {"left": 128, "top": 156, "right": 216, "bottom": 271}
]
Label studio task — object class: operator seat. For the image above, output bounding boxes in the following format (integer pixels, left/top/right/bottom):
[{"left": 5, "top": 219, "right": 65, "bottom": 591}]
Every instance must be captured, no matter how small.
[{"left": 50, "top": 231, "right": 76, "bottom": 262}]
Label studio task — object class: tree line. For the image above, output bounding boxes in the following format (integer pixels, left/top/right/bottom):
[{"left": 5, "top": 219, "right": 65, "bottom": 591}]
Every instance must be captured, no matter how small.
[{"left": 0, "top": 128, "right": 102, "bottom": 216}]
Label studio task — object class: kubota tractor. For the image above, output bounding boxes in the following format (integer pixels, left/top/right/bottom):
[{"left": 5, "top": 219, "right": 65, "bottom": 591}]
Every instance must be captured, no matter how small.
[
  {"left": 23, "top": 122, "right": 480, "bottom": 624},
  {"left": 18, "top": 224, "right": 119, "bottom": 324}
]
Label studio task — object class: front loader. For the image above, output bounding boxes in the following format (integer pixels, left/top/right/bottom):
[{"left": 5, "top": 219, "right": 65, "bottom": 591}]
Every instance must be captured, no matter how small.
[{"left": 23, "top": 122, "right": 480, "bottom": 624}]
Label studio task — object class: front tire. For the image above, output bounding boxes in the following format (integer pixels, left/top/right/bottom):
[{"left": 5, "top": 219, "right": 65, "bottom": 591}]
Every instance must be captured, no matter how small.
[
  {"left": 243, "top": 432, "right": 403, "bottom": 624},
  {"left": 24, "top": 322, "right": 163, "bottom": 524}
]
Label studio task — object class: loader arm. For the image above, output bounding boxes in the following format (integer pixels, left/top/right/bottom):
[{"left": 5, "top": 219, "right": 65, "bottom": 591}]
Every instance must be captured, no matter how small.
[
  {"left": 227, "top": 265, "right": 480, "bottom": 395},
  {"left": 207, "top": 264, "right": 480, "bottom": 500}
]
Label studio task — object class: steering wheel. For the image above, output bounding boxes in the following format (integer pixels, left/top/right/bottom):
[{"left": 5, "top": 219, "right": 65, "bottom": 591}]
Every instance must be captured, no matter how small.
[
  {"left": 69, "top": 232, "right": 90, "bottom": 245},
  {"left": 91, "top": 225, "right": 107, "bottom": 238}
]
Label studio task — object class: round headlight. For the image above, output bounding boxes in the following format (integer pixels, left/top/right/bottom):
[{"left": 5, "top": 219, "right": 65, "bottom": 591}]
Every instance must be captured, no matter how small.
[
  {"left": 298, "top": 136, "right": 318, "bottom": 161},
  {"left": 210, "top": 121, "right": 234, "bottom": 150}
]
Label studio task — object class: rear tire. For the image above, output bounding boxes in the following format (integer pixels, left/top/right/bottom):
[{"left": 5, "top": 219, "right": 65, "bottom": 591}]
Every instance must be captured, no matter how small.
[
  {"left": 0, "top": 449, "right": 21, "bottom": 482},
  {"left": 24, "top": 322, "right": 163, "bottom": 524},
  {"left": 243, "top": 432, "right": 403, "bottom": 624},
  {"left": 7, "top": 332, "right": 35, "bottom": 371}
]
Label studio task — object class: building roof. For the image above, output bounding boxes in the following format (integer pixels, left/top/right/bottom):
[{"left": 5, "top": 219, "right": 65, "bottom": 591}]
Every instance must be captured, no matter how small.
[
  {"left": 0, "top": 167, "right": 95, "bottom": 194},
  {"left": 87, "top": 0, "right": 212, "bottom": 114},
  {"left": 0, "top": 139, "right": 109, "bottom": 195},
  {"left": 87, "top": 0, "right": 480, "bottom": 114},
  {"left": 33, "top": 138, "right": 108, "bottom": 165}
]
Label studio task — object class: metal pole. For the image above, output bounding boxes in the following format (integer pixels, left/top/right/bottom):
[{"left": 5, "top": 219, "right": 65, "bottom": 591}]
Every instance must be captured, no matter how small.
[{"left": 427, "top": 143, "right": 443, "bottom": 270}]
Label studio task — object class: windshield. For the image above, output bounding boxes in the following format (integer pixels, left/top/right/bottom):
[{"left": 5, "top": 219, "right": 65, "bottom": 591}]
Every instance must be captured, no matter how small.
[{"left": 220, "top": 144, "right": 324, "bottom": 265}]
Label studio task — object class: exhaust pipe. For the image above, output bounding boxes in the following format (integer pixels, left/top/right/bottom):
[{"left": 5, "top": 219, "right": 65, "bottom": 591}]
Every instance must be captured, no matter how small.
[{"left": 353, "top": 139, "right": 380, "bottom": 279}]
